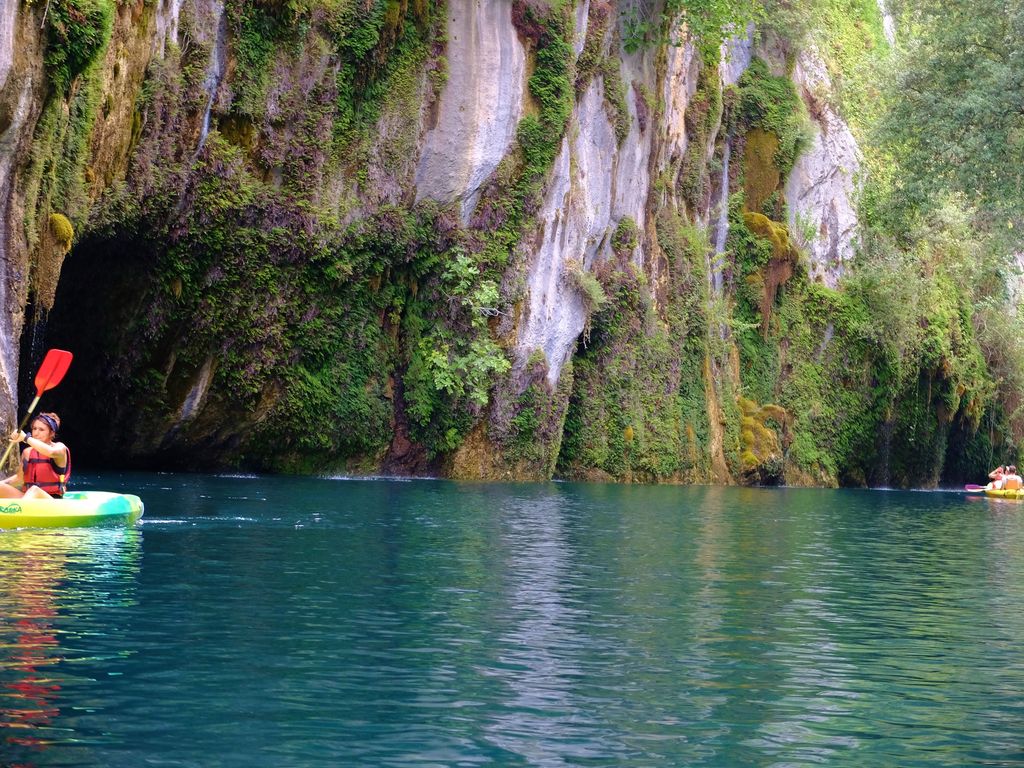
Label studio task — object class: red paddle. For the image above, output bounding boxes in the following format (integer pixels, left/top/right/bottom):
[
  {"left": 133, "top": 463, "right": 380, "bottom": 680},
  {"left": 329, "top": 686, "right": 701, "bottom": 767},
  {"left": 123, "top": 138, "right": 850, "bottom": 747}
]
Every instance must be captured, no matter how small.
[
  {"left": 964, "top": 484, "right": 987, "bottom": 492},
  {"left": 0, "top": 349, "right": 73, "bottom": 467}
]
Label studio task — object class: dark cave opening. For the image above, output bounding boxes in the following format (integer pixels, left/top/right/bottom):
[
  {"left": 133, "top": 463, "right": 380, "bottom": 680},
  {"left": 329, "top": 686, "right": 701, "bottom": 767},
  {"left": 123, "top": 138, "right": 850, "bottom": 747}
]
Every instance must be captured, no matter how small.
[{"left": 27, "top": 233, "right": 160, "bottom": 471}]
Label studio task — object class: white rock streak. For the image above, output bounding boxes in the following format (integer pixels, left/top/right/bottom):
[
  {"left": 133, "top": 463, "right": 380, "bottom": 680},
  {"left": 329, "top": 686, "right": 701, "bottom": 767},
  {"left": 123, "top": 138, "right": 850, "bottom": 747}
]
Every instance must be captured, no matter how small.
[
  {"left": 0, "top": 79, "right": 33, "bottom": 425},
  {"left": 518, "top": 82, "right": 616, "bottom": 385},
  {"left": 154, "top": 0, "right": 186, "bottom": 58},
  {"left": 612, "top": 55, "right": 653, "bottom": 246},
  {"left": 573, "top": 0, "right": 590, "bottom": 57},
  {"left": 785, "top": 47, "right": 862, "bottom": 287},
  {"left": 659, "top": 35, "right": 698, "bottom": 210},
  {"left": 415, "top": 0, "right": 526, "bottom": 222},
  {"left": 720, "top": 23, "right": 754, "bottom": 87},
  {"left": 876, "top": 0, "right": 896, "bottom": 45},
  {"left": 179, "top": 356, "right": 215, "bottom": 421},
  {"left": 0, "top": 0, "right": 16, "bottom": 92},
  {"left": 711, "top": 135, "right": 730, "bottom": 296},
  {"left": 516, "top": 37, "right": 691, "bottom": 385},
  {"left": 195, "top": 0, "right": 227, "bottom": 154}
]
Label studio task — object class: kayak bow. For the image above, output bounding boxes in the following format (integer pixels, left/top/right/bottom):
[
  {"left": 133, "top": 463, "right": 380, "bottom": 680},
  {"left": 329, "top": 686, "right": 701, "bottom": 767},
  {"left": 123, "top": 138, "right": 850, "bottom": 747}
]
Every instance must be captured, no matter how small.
[{"left": 0, "top": 491, "right": 144, "bottom": 528}]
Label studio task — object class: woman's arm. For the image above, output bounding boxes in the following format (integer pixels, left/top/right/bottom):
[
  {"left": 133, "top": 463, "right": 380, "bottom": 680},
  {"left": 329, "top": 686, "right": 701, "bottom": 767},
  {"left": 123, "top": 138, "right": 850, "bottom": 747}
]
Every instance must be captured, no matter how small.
[{"left": 24, "top": 435, "right": 67, "bottom": 467}]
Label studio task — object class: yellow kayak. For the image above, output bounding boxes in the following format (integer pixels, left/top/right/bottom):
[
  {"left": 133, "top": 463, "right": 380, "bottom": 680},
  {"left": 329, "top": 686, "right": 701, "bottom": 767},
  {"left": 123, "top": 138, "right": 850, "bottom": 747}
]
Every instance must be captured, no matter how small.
[
  {"left": 985, "top": 488, "right": 1024, "bottom": 501},
  {"left": 0, "top": 491, "right": 144, "bottom": 528}
]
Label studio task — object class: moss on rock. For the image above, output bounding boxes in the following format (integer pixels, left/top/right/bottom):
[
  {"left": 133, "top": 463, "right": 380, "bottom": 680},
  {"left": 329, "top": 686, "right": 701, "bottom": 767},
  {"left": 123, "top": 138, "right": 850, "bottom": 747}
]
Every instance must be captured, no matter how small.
[
  {"left": 48, "top": 213, "right": 74, "bottom": 252},
  {"left": 743, "top": 128, "right": 781, "bottom": 214},
  {"left": 736, "top": 57, "right": 810, "bottom": 183},
  {"left": 741, "top": 212, "right": 801, "bottom": 334},
  {"left": 44, "top": 0, "right": 115, "bottom": 93},
  {"left": 737, "top": 395, "right": 786, "bottom": 484}
]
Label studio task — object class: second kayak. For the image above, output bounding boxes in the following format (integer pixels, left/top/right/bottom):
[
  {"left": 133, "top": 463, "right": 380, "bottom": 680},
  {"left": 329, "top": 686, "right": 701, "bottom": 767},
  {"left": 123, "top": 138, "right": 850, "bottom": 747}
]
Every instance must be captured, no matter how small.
[{"left": 985, "top": 488, "right": 1024, "bottom": 501}]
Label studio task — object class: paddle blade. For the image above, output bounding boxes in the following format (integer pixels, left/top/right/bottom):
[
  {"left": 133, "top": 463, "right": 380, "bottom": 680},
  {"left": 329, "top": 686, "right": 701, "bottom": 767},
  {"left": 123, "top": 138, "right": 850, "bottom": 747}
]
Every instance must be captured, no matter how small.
[
  {"left": 33, "top": 349, "right": 73, "bottom": 396},
  {"left": 964, "top": 484, "right": 986, "bottom": 492}
]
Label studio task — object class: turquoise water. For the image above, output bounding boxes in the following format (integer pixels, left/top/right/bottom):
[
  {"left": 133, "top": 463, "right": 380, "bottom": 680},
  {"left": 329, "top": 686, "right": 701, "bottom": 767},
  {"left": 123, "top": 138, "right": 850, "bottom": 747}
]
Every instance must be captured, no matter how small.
[{"left": 1, "top": 475, "right": 1023, "bottom": 767}]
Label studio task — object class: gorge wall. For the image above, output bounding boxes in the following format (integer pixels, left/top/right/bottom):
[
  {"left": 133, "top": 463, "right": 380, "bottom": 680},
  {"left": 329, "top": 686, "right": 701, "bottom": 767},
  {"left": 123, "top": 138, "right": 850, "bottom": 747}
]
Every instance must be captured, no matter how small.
[{"left": 0, "top": 0, "right": 1019, "bottom": 485}]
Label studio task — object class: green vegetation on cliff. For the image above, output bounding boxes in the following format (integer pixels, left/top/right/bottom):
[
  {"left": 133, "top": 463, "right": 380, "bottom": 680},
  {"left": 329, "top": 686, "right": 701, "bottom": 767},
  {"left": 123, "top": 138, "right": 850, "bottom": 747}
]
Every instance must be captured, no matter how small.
[
  {"left": 27, "top": 0, "right": 1022, "bottom": 483},
  {"left": 17, "top": 0, "right": 115, "bottom": 320},
  {"left": 47, "top": 0, "right": 583, "bottom": 473},
  {"left": 43, "top": 0, "right": 114, "bottom": 93},
  {"left": 558, "top": 213, "right": 713, "bottom": 482},
  {"left": 622, "top": 0, "right": 760, "bottom": 59}
]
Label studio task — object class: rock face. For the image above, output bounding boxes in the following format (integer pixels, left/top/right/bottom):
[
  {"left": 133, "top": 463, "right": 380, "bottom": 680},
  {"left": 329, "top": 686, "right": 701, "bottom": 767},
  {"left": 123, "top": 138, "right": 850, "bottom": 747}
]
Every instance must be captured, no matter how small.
[
  {"left": 658, "top": 36, "right": 698, "bottom": 205},
  {"left": 0, "top": 74, "right": 33, "bottom": 422},
  {"left": 153, "top": 0, "right": 185, "bottom": 58},
  {"left": 0, "top": 0, "right": 1012, "bottom": 488},
  {"left": 415, "top": 1, "right": 526, "bottom": 221},
  {"left": 720, "top": 23, "right": 754, "bottom": 86},
  {"left": 195, "top": 0, "right": 228, "bottom": 155},
  {"left": 516, "top": 83, "right": 615, "bottom": 385},
  {"left": 1011, "top": 253, "right": 1024, "bottom": 307},
  {"left": 784, "top": 47, "right": 861, "bottom": 287},
  {"left": 516, "top": 39, "right": 658, "bottom": 385},
  {"left": 0, "top": 1, "right": 45, "bottom": 427},
  {"left": 0, "top": 0, "right": 17, "bottom": 91}
]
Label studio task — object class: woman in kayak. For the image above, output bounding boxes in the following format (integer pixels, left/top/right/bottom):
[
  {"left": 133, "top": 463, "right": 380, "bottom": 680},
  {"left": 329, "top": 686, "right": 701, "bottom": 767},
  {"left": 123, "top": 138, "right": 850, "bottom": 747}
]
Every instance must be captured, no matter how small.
[
  {"left": 0, "top": 413, "right": 70, "bottom": 499},
  {"left": 986, "top": 465, "right": 1006, "bottom": 491},
  {"left": 1004, "top": 465, "right": 1023, "bottom": 491}
]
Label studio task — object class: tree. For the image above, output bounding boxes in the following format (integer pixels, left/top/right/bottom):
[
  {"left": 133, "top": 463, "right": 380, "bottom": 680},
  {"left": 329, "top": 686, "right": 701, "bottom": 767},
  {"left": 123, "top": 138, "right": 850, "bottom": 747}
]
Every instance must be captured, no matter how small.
[{"left": 879, "top": 0, "right": 1024, "bottom": 241}]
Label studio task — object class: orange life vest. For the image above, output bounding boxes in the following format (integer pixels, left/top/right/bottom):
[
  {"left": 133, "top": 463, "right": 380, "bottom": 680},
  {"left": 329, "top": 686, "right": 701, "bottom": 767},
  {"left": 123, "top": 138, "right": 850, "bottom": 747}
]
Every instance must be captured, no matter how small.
[
  {"left": 1005, "top": 474, "right": 1023, "bottom": 491},
  {"left": 23, "top": 446, "right": 70, "bottom": 498}
]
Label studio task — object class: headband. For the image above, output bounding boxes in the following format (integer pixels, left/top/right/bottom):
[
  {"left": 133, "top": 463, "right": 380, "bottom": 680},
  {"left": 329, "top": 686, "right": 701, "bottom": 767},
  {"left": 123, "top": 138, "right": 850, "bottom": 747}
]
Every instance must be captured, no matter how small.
[{"left": 35, "top": 414, "right": 58, "bottom": 434}]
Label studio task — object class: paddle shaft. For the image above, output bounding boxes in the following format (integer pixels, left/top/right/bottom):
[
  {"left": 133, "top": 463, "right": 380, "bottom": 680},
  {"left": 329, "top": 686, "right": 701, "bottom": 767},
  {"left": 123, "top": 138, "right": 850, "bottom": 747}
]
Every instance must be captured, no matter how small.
[{"left": 0, "top": 394, "right": 42, "bottom": 469}]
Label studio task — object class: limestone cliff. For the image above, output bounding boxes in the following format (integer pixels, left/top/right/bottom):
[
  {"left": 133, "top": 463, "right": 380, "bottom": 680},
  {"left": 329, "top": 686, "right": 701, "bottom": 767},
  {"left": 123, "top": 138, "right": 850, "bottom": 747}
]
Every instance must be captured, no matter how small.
[{"left": 0, "top": 0, "right": 1019, "bottom": 485}]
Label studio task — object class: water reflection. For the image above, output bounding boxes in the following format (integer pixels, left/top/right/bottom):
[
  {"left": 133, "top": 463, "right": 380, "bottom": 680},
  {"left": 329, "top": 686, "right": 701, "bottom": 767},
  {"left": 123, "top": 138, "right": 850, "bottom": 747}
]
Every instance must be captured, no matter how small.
[
  {"left": 0, "top": 528, "right": 140, "bottom": 764},
  {"left": 484, "top": 492, "right": 596, "bottom": 762}
]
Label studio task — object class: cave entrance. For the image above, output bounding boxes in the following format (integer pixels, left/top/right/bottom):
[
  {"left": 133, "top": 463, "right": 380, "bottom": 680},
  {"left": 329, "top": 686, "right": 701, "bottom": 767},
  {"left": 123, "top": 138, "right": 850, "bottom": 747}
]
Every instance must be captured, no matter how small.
[{"left": 27, "top": 231, "right": 159, "bottom": 470}]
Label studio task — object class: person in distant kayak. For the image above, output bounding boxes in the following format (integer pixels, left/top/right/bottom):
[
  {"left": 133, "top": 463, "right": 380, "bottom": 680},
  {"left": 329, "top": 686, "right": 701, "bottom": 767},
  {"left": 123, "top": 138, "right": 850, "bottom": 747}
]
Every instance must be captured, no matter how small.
[
  {"left": 987, "top": 465, "right": 1006, "bottom": 491},
  {"left": 1004, "top": 465, "right": 1023, "bottom": 491},
  {"left": 0, "top": 413, "right": 70, "bottom": 499}
]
